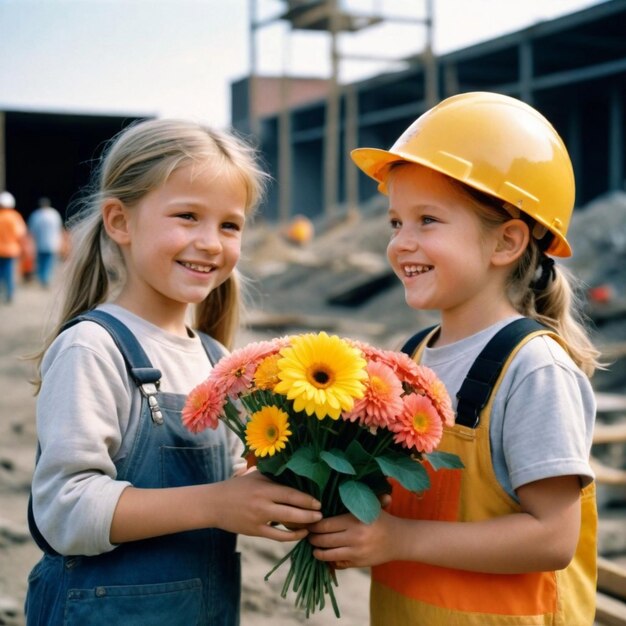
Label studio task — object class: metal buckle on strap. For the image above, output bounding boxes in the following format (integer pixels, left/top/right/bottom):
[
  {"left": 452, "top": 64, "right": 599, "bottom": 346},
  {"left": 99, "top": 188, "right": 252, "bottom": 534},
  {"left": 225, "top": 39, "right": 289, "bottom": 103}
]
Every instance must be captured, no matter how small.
[{"left": 139, "top": 383, "right": 164, "bottom": 424}]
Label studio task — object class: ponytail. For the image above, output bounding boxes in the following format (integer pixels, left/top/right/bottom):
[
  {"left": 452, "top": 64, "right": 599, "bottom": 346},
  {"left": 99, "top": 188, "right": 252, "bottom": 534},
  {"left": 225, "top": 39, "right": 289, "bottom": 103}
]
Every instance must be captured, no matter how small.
[
  {"left": 194, "top": 272, "right": 241, "bottom": 351},
  {"left": 30, "top": 203, "right": 115, "bottom": 392},
  {"left": 508, "top": 241, "right": 601, "bottom": 377}
]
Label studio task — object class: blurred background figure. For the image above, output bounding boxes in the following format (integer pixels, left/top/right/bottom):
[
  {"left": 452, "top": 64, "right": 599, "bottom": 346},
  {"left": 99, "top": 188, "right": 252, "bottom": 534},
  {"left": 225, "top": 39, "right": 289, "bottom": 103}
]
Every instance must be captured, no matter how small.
[
  {"left": 27, "top": 196, "right": 63, "bottom": 288},
  {"left": 0, "top": 191, "right": 27, "bottom": 304},
  {"left": 284, "top": 215, "right": 314, "bottom": 246}
]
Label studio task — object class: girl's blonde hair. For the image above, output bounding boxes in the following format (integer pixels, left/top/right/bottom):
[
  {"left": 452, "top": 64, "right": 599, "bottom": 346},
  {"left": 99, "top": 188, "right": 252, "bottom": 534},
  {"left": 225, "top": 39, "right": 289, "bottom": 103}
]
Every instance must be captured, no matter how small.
[
  {"left": 449, "top": 179, "right": 601, "bottom": 377},
  {"left": 33, "top": 118, "right": 268, "bottom": 391}
]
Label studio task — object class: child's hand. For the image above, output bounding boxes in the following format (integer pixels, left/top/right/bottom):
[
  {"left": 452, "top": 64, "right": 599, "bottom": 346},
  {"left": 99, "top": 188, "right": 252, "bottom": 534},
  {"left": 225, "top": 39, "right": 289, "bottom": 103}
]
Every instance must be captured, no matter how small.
[
  {"left": 215, "top": 469, "right": 322, "bottom": 541},
  {"left": 307, "top": 510, "right": 399, "bottom": 569}
]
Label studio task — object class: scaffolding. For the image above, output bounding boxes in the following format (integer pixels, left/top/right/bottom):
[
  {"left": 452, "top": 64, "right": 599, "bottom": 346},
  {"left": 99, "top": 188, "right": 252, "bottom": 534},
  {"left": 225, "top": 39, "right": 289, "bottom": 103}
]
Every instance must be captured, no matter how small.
[{"left": 248, "top": 1, "right": 436, "bottom": 222}]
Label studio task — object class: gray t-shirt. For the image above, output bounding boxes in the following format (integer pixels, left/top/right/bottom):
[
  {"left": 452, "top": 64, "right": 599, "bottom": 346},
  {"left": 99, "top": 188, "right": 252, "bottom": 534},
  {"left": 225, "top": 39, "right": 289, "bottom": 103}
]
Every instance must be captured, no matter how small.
[
  {"left": 419, "top": 317, "right": 596, "bottom": 500},
  {"left": 31, "top": 303, "right": 243, "bottom": 556}
]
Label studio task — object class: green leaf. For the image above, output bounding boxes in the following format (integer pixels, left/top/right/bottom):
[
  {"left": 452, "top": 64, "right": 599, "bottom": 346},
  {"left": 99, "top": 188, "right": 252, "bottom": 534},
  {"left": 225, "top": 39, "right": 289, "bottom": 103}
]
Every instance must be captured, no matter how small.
[
  {"left": 345, "top": 439, "right": 373, "bottom": 471},
  {"left": 285, "top": 446, "right": 331, "bottom": 492},
  {"left": 425, "top": 451, "right": 465, "bottom": 470},
  {"left": 375, "top": 453, "right": 430, "bottom": 493},
  {"left": 224, "top": 401, "right": 243, "bottom": 422},
  {"left": 256, "top": 454, "right": 286, "bottom": 476},
  {"left": 339, "top": 480, "right": 381, "bottom": 524},
  {"left": 359, "top": 472, "right": 392, "bottom": 497},
  {"left": 320, "top": 449, "right": 356, "bottom": 475}
]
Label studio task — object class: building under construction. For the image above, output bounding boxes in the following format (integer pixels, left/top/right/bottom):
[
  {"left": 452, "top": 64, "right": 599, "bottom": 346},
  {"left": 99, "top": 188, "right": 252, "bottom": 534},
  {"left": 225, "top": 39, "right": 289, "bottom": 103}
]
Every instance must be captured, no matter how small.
[{"left": 232, "top": 0, "right": 626, "bottom": 222}]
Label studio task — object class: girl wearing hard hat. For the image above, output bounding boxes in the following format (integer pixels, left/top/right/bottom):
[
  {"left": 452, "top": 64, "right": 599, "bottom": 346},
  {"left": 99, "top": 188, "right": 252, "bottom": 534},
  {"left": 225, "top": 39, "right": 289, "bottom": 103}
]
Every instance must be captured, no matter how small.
[{"left": 309, "top": 92, "right": 599, "bottom": 625}]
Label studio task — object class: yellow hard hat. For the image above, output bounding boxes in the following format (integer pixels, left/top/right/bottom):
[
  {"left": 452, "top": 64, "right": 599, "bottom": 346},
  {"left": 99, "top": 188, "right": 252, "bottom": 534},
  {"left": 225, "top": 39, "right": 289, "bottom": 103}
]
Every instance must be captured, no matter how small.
[{"left": 351, "top": 92, "right": 575, "bottom": 257}]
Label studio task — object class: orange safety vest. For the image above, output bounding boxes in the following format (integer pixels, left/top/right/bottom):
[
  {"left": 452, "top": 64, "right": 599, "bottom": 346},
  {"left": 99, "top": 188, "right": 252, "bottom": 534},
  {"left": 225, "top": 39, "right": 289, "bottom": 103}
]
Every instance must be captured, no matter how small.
[
  {"left": 371, "top": 321, "right": 597, "bottom": 626},
  {"left": 0, "top": 208, "right": 27, "bottom": 258}
]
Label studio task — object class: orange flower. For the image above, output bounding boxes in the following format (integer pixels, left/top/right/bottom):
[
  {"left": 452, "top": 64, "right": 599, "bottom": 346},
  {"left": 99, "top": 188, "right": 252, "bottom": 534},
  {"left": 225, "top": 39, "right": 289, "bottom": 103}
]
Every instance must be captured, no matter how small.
[
  {"left": 254, "top": 353, "right": 282, "bottom": 390},
  {"left": 414, "top": 365, "right": 455, "bottom": 427},
  {"left": 343, "top": 361, "right": 403, "bottom": 428},
  {"left": 182, "top": 379, "right": 225, "bottom": 433},
  {"left": 245, "top": 405, "right": 292, "bottom": 457},
  {"left": 391, "top": 393, "right": 443, "bottom": 453}
]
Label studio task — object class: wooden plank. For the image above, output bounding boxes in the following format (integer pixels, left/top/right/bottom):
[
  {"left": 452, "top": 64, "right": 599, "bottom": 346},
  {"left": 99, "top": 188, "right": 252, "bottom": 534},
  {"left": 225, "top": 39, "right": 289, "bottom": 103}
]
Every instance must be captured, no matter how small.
[
  {"left": 598, "top": 556, "right": 626, "bottom": 602},
  {"left": 591, "top": 457, "right": 626, "bottom": 485},
  {"left": 594, "top": 422, "right": 626, "bottom": 444},
  {"left": 596, "top": 392, "right": 626, "bottom": 415},
  {"left": 596, "top": 591, "right": 626, "bottom": 626}
]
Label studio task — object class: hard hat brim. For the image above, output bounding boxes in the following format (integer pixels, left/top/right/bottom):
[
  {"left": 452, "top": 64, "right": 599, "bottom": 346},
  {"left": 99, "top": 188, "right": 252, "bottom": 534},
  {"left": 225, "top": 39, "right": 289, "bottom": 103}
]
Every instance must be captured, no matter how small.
[{"left": 351, "top": 147, "right": 410, "bottom": 195}]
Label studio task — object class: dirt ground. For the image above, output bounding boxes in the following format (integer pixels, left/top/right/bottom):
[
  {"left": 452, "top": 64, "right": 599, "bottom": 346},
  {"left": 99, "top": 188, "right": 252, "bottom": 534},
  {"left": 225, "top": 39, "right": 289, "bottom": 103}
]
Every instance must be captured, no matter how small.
[{"left": 0, "top": 275, "right": 370, "bottom": 626}]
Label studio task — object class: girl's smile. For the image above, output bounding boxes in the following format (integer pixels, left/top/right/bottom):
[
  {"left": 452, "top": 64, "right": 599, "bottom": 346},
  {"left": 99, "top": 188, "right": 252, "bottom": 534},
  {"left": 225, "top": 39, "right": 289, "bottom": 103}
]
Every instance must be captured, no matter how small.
[
  {"left": 400, "top": 263, "right": 434, "bottom": 278},
  {"left": 178, "top": 261, "right": 217, "bottom": 273}
]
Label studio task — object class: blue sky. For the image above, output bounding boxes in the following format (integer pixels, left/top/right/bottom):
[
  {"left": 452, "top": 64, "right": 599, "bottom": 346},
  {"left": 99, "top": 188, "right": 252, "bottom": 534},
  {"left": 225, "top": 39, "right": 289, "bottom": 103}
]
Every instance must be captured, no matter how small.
[{"left": 0, "top": 0, "right": 604, "bottom": 128}]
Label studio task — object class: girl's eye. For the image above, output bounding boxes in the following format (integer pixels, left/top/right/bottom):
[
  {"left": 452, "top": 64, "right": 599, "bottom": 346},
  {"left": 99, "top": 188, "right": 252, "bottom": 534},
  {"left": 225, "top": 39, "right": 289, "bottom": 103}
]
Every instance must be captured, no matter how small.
[
  {"left": 389, "top": 218, "right": 402, "bottom": 230},
  {"left": 176, "top": 212, "right": 196, "bottom": 221},
  {"left": 222, "top": 221, "right": 242, "bottom": 231},
  {"left": 421, "top": 215, "right": 436, "bottom": 225}
]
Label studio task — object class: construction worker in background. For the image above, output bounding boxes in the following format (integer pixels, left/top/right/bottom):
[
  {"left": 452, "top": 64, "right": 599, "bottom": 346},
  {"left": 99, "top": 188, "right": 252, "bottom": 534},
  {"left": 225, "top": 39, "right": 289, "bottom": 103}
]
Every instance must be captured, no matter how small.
[
  {"left": 0, "top": 191, "right": 27, "bottom": 304},
  {"left": 28, "top": 196, "right": 64, "bottom": 287}
]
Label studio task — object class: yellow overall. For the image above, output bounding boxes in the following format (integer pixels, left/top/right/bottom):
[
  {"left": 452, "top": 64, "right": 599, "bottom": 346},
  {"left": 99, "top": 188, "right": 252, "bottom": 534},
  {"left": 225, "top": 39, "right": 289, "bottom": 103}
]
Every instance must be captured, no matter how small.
[{"left": 371, "top": 327, "right": 597, "bottom": 626}]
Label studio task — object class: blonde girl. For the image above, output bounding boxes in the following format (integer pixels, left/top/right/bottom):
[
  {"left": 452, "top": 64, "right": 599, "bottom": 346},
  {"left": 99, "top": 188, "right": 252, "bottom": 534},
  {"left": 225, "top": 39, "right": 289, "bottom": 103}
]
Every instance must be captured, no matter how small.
[
  {"left": 25, "top": 119, "right": 321, "bottom": 626},
  {"left": 310, "top": 92, "right": 599, "bottom": 625}
]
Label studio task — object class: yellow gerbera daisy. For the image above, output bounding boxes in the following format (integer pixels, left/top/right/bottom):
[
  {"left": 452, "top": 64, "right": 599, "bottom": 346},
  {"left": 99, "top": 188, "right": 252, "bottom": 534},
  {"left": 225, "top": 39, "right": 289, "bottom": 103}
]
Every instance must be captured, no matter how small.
[
  {"left": 274, "top": 332, "right": 367, "bottom": 420},
  {"left": 254, "top": 353, "right": 282, "bottom": 390},
  {"left": 245, "top": 405, "right": 292, "bottom": 457}
]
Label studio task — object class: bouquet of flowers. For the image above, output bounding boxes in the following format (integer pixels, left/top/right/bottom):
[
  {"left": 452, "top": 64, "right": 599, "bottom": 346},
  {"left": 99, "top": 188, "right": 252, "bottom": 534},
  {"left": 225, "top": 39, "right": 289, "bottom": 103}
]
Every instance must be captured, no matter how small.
[{"left": 182, "top": 331, "right": 461, "bottom": 618}]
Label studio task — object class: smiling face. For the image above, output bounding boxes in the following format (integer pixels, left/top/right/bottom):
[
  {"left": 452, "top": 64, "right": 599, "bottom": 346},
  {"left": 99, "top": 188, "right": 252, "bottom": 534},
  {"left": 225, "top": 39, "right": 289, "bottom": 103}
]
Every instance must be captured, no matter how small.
[
  {"left": 109, "top": 161, "right": 247, "bottom": 333},
  {"left": 386, "top": 163, "right": 511, "bottom": 335}
]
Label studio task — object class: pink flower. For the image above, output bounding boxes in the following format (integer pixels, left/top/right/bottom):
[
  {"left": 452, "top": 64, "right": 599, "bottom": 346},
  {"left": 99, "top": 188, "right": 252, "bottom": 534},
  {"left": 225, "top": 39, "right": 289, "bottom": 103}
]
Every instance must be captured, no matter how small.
[
  {"left": 390, "top": 393, "right": 443, "bottom": 453},
  {"left": 343, "top": 361, "right": 404, "bottom": 428},
  {"left": 182, "top": 379, "right": 225, "bottom": 433},
  {"left": 212, "top": 340, "right": 281, "bottom": 397},
  {"left": 413, "top": 365, "right": 455, "bottom": 427},
  {"left": 345, "top": 338, "right": 383, "bottom": 362},
  {"left": 374, "top": 348, "right": 423, "bottom": 383}
]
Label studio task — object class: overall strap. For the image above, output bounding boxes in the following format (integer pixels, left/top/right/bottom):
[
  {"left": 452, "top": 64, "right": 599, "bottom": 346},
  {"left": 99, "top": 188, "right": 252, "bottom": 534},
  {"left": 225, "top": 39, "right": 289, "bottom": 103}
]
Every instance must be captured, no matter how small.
[
  {"left": 455, "top": 318, "right": 547, "bottom": 428},
  {"left": 62, "top": 309, "right": 162, "bottom": 389},
  {"left": 400, "top": 325, "right": 438, "bottom": 357}
]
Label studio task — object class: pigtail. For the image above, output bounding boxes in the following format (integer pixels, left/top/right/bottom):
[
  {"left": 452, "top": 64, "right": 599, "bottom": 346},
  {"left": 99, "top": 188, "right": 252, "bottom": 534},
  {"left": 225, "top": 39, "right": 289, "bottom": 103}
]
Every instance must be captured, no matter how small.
[
  {"left": 510, "top": 242, "right": 601, "bottom": 377},
  {"left": 30, "top": 203, "right": 112, "bottom": 392},
  {"left": 194, "top": 272, "right": 241, "bottom": 350},
  {"left": 532, "top": 264, "right": 601, "bottom": 378}
]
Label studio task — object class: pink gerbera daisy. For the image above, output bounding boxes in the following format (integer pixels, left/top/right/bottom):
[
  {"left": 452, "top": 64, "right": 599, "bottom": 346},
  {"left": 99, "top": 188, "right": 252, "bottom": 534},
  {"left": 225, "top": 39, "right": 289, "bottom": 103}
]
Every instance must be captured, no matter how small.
[
  {"left": 211, "top": 340, "right": 280, "bottom": 397},
  {"left": 414, "top": 365, "right": 455, "bottom": 427},
  {"left": 375, "top": 348, "right": 423, "bottom": 383},
  {"left": 182, "top": 379, "right": 225, "bottom": 433},
  {"left": 391, "top": 393, "right": 443, "bottom": 453},
  {"left": 343, "top": 361, "right": 404, "bottom": 429},
  {"left": 344, "top": 338, "right": 381, "bottom": 362}
]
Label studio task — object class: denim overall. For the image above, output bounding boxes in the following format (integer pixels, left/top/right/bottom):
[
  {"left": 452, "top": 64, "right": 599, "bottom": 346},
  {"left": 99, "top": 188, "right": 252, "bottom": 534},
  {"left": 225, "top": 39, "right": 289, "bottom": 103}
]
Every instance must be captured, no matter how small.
[{"left": 26, "top": 310, "right": 240, "bottom": 626}]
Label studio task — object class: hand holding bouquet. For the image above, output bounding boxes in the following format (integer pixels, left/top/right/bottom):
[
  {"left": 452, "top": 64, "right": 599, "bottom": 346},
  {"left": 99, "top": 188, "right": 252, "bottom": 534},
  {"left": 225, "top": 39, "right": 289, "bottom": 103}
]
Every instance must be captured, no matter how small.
[{"left": 183, "top": 332, "right": 461, "bottom": 617}]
